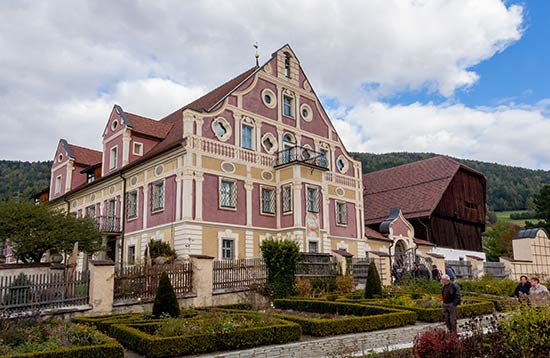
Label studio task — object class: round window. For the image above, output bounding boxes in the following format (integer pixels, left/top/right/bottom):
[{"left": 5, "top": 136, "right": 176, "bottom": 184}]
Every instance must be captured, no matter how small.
[
  {"left": 58, "top": 154, "right": 63, "bottom": 162},
  {"left": 261, "top": 89, "right": 277, "bottom": 109},
  {"left": 111, "top": 120, "right": 119, "bottom": 130},
  {"left": 302, "top": 108, "right": 308, "bottom": 118},
  {"left": 264, "top": 94, "right": 272, "bottom": 104},
  {"left": 300, "top": 104, "right": 313, "bottom": 122}
]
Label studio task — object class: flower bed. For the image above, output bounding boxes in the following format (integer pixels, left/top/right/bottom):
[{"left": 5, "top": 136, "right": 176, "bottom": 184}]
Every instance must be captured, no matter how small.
[
  {"left": 272, "top": 299, "right": 416, "bottom": 336},
  {"left": 0, "top": 318, "right": 123, "bottom": 358},
  {"left": 108, "top": 311, "right": 301, "bottom": 357},
  {"left": 338, "top": 294, "right": 495, "bottom": 322}
]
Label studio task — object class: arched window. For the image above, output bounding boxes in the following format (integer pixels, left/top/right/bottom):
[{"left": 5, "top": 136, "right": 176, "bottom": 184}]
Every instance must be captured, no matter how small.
[{"left": 282, "top": 133, "right": 296, "bottom": 164}]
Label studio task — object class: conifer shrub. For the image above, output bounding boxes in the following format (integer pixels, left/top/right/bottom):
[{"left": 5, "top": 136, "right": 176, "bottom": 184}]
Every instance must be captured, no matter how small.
[
  {"left": 364, "top": 261, "right": 382, "bottom": 299},
  {"left": 260, "top": 238, "right": 300, "bottom": 298},
  {"left": 152, "top": 272, "right": 180, "bottom": 318}
]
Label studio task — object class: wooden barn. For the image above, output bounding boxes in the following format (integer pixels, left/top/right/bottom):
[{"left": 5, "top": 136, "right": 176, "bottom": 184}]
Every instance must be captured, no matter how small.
[{"left": 363, "top": 156, "right": 486, "bottom": 252}]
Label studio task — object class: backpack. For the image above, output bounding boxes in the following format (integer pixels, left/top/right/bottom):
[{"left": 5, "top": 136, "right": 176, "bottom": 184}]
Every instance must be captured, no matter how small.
[{"left": 446, "top": 267, "right": 456, "bottom": 280}]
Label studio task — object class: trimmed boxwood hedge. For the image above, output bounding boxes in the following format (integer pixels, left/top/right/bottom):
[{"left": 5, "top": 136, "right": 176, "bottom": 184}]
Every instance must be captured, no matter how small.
[
  {"left": 272, "top": 299, "right": 416, "bottom": 336},
  {"left": 337, "top": 297, "right": 494, "bottom": 322},
  {"left": 5, "top": 332, "right": 124, "bottom": 358},
  {"left": 108, "top": 314, "right": 301, "bottom": 357}
]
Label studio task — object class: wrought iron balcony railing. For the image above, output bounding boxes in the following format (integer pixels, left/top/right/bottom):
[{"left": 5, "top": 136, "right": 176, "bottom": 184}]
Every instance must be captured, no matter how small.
[
  {"left": 96, "top": 216, "right": 122, "bottom": 233},
  {"left": 274, "top": 146, "right": 329, "bottom": 170}
]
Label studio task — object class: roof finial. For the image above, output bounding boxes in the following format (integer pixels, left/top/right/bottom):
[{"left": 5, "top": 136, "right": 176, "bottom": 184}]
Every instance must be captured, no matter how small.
[{"left": 253, "top": 42, "right": 259, "bottom": 67}]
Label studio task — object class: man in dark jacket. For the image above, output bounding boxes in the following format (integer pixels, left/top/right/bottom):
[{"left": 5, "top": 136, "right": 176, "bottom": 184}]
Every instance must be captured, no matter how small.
[
  {"left": 513, "top": 275, "right": 531, "bottom": 299},
  {"left": 441, "top": 274, "right": 461, "bottom": 332}
]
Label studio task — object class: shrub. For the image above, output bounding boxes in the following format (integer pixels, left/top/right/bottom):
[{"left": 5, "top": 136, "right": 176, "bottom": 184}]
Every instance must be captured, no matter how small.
[
  {"left": 272, "top": 299, "right": 416, "bottom": 336},
  {"left": 335, "top": 275, "right": 354, "bottom": 295},
  {"left": 413, "top": 328, "right": 461, "bottom": 358},
  {"left": 260, "top": 238, "right": 300, "bottom": 298},
  {"left": 364, "top": 261, "right": 382, "bottom": 299},
  {"left": 4, "top": 273, "right": 32, "bottom": 305},
  {"left": 459, "top": 275, "right": 517, "bottom": 297},
  {"left": 310, "top": 277, "right": 337, "bottom": 295},
  {"left": 295, "top": 277, "right": 313, "bottom": 297},
  {"left": 148, "top": 240, "right": 176, "bottom": 259},
  {"left": 498, "top": 305, "right": 550, "bottom": 357},
  {"left": 152, "top": 272, "right": 180, "bottom": 318}
]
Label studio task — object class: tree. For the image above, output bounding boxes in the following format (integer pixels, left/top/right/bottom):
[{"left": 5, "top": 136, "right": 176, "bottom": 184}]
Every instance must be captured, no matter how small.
[
  {"left": 260, "top": 238, "right": 300, "bottom": 298},
  {"left": 482, "top": 222, "right": 520, "bottom": 262},
  {"left": 0, "top": 200, "right": 103, "bottom": 263},
  {"left": 524, "top": 185, "right": 550, "bottom": 233},
  {"left": 152, "top": 271, "right": 180, "bottom": 317},
  {"left": 364, "top": 261, "right": 382, "bottom": 299}
]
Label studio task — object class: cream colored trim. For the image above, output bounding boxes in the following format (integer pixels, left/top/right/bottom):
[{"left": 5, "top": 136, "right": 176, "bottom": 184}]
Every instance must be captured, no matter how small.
[
  {"left": 259, "top": 185, "right": 276, "bottom": 216},
  {"left": 218, "top": 229, "right": 239, "bottom": 260},
  {"left": 261, "top": 88, "right": 277, "bottom": 109},
  {"left": 211, "top": 117, "right": 232, "bottom": 142},
  {"left": 335, "top": 200, "right": 348, "bottom": 227},
  {"left": 218, "top": 177, "right": 238, "bottom": 211}
]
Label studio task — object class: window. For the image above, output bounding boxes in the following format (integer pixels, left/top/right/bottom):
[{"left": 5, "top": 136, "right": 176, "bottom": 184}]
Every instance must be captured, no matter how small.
[
  {"left": 465, "top": 201, "right": 477, "bottom": 209},
  {"left": 133, "top": 142, "right": 143, "bottom": 156},
  {"left": 262, "top": 134, "right": 275, "bottom": 153},
  {"left": 284, "top": 54, "right": 291, "bottom": 78},
  {"left": 319, "top": 148, "right": 329, "bottom": 168},
  {"left": 151, "top": 181, "right": 164, "bottom": 211},
  {"left": 264, "top": 94, "right": 272, "bottom": 104},
  {"left": 109, "top": 146, "right": 118, "bottom": 170},
  {"left": 85, "top": 205, "right": 96, "bottom": 218},
  {"left": 127, "top": 245, "right": 136, "bottom": 265},
  {"left": 261, "top": 187, "right": 275, "bottom": 214},
  {"left": 336, "top": 201, "right": 348, "bottom": 225},
  {"left": 283, "top": 96, "right": 294, "bottom": 117},
  {"left": 261, "top": 88, "right": 277, "bottom": 109},
  {"left": 308, "top": 241, "right": 319, "bottom": 253},
  {"left": 307, "top": 186, "right": 320, "bottom": 213},
  {"left": 55, "top": 175, "right": 62, "bottom": 194},
  {"left": 221, "top": 239, "right": 234, "bottom": 260},
  {"left": 282, "top": 185, "right": 292, "bottom": 213},
  {"left": 220, "top": 179, "right": 237, "bottom": 209},
  {"left": 336, "top": 155, "right": 349, "bottom": 173},
  {"left": 127, "top": 191, "right": 138, "bottom": 219},
  {"left": 241, "top": 123, "right": 253, "bottom": 150},
  {"left": 282, "top": 133, "right": 295, "bottom": 163},
  {"left": 86, "top": 171, "right": 95, "bottom": 183}
]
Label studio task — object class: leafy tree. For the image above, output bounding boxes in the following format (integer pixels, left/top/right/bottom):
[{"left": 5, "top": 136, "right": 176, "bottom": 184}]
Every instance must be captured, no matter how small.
[
  {"left": 0, "top": 160, "right": 51, "bottom": 201},
  {"left": 482, "top": 222, "right": 520, "bottom": 262},
  {"left": 260, "top": 238, "right": 300, "bottom": 298},
  {"left": 0, "top": 200, "right": 102, "bottom": 263},
  {"left": 486, "top": 211, "right": 498, "bottom": 225},
  {"left": 364, "top": 261, "right": 382, "bottom": 299},
  {"left": 152, "top": 271, "right": 180, "bottom": 318}
]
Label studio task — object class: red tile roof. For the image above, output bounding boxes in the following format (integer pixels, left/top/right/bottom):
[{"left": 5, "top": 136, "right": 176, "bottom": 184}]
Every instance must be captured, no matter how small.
[
  {"left": 125, "top": 112, "right": 172, "bottom": 139},
  {"left": 363, "top": 156, "right": 482, "bottom": 225},
  {"left": 364, "top": 226, "right": 392, "bottom": 242},
  {"left": 67, "top": 143, "right": 102, "bottom": 166}
]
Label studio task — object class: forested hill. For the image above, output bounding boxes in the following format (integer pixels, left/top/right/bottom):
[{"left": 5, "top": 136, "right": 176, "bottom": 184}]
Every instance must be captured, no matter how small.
[
  {"left": 0, "top": 160, "right": 51, "bottom": 200},
  {"left": 351, "top": 152, "right": 550, "bottom": 212}
]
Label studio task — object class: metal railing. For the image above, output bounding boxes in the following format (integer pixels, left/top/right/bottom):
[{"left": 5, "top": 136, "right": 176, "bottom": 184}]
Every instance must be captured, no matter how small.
[
  {"left": 274, "top": 146, "right": 329, "bottom": 170},
  {"left": 96, "top": 216, "right": 122, "bottom": 233},
  {"left": 0, "top": 271, "right": 89, "bottom": 314}
]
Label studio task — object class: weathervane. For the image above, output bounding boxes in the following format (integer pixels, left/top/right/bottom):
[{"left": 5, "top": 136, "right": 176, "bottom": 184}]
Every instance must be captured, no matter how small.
[{"left": 253, "top": 42, "right": 259, "bottom": 67}]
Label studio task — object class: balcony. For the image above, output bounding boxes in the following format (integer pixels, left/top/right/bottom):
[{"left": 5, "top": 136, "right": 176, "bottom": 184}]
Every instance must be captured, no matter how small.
[
  {"left": 96, "top": 216, "right": 122, "bottom": 233},
  {"left": 274, "top": 146, "right": 329, "bottom": 171}
]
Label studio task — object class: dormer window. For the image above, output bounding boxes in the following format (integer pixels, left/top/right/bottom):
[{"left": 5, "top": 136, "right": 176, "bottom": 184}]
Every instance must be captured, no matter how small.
[
  {"left": 86, "top": 171, "right": 95, "bottom": 183},
  {"left": 55, "top": 175, "right": 62, "bottom": 194},
  {"left": 284, "top": 54, "right": 291, "bottom": 78},
  {"left": 109, "top": 146, "right": 118, "bottom": 170}
]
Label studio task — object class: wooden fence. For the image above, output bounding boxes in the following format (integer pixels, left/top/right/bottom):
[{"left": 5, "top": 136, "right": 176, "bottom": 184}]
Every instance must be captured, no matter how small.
[
  {"left": 212, "top": 258, "right": 267, "bottom": 292},
  {"left": 0, "top": 271, "right": 89, "bottom": 314},
  {"left": 483, "top": 261, "right": 508, "bottom": 279},
  {"left": 295, "top": 253, "right": 338, "bottom": 278},
  {"left": 114, "top": 263, "right": 193, "bottom": 303},
  {"left": 351, "top": 257, "right": 387, "bottom": 283},
  {"left": 445, "top": 260, "right": 473, "bottom": 279}
]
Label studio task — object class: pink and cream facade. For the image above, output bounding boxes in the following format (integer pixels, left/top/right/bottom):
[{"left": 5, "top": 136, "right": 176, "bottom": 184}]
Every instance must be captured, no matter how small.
[{"left": 47, "top": 45, "right": 366, "bottom": 265}]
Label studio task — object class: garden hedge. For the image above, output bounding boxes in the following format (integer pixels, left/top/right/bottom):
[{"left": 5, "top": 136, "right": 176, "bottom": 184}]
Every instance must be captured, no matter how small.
[
  {"left": 5, "top": 332, "right": 124, "bottom": 358},
  {"left": 272, "top": 299, "right": 416, "bottom": 336},
  {"left": 337, "top": 297, "right": 494, "bottom": 322},
  {"left": 108, "top": 315, "right": 301, "bottom": 357}
]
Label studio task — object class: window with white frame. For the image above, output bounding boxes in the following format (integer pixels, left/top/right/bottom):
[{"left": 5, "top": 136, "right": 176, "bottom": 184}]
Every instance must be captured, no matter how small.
[
  {"left": 212, "top": 117, "right": 232, "bottom": 142},
  {"left": 127, "top": 245, "right": 136, "bottom": 265},
  {"left": 127, "top": 190, "right": 138, "bottom": 219},
  {"left": 282, "top": 185, "right": 292, "bottom": 213},
  {"left": 86, "top": 171, "right": 95, "bottom": 183},
  {"left": 284, "top": 54, "right": 291, "bottom": 78},
  {"left": 336, "top": 201, "right": 348, "bottom": 225},
  {"left": 307, "top": 186, "right": 320, "bottom": 213},
  {"left": 54, "top": 175, "right": 62, "bottom": 194},
  {"left": 133, "top": 142, "right": 143, "bottom": 156},
  {"left": 221, "top": 239, "right": 234, "bottom": 260},
  {"left": 109, "top": 146, "right": 118, "bottom": 170},
  {"left": 241, "top": 123, "right": 254, "bottom": 150},
  {"left": 308, "top": 241, "right": 319, "bottom": 253},
  {"left": 151, "top": 181, "right": 164, "bottom": 211},
  {"left": 85, "top": 205, "right": 96, "bottom": 218},
  {"left": 319, "top": 148, "right": 329, "bottom": 168},
  {"left": 261, "top": 187, "right": 275, "bottom": 214},
  {"left": 220, "top": 179, "right": 237, "bottom": 209},
  {"left": 283, "top": 95, "right": 294, "bottom": 117}
]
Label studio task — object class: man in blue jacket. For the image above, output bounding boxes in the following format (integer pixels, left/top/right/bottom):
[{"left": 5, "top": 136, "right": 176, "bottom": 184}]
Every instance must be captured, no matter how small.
[{"left": 441, "top": 274, "right": 461, "bottom": 332}]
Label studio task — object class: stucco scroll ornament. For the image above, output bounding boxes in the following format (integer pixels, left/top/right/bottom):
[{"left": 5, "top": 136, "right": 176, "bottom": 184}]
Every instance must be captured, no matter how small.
[
  {"left": 264, "top": 63, "right": 272, "bottom": 74},
  {"left": 303, "top": 80, "right": 311, "bottom": 92}
]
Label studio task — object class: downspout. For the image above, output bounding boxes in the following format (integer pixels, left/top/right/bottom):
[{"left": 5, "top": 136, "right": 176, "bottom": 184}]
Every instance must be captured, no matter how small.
[
  {"left": 419, "top": 218, "right": 430, "bottom": 243},
  {"left": 62, "top": 196, "right": 71, "bottom": 264},
  {"left": 119, "top": 173, "right": 127, "bottom": 270}
]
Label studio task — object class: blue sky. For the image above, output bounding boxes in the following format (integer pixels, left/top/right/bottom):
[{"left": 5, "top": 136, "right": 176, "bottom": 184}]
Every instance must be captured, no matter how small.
[{"left": 1, "top": 1, "right": 550, "bottom": 169}]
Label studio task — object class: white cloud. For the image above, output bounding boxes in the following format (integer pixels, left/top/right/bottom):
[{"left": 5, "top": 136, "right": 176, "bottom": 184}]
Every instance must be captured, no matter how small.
[{"left": 333, "top": 101, "right": 550, "bottom": 169}]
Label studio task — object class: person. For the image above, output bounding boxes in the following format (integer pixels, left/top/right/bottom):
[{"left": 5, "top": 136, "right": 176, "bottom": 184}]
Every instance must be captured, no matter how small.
[
  {"left": 529, "top": 277, "right": 550, "bottom": 307},
  {"left": 412, "top": 263, "right": 419, "bottom": 279},
  {"left": 441, "top": 274, "right": 461, "bottom": 332},
  {"left": 418, "top": 263, "right": 431, "bottom": 279},
  {"left": 432, "top": 264, "right": 442, "bottom": 281},
  {"left": 445, "top": 266, "right": 456, "bottom": 281},
  {"left": 513, "top": 275, "right": 531, "bottom": 299}
]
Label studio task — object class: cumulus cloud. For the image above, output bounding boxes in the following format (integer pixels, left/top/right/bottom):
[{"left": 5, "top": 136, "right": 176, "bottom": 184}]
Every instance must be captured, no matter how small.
[{"left": 332, "top": 101, "right": 550, "bottom": 169}]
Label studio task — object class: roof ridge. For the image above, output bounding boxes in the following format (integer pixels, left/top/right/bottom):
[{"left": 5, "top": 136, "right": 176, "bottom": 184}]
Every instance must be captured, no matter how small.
[
  {"left": 364, "top": 175, "right": 454, "bottom": 195},
  {"left": 67, "top": 142, "right": 101, "bottom": 154},
  {"left": 363, "top": 155, "right": 454, "bottom": 177}
]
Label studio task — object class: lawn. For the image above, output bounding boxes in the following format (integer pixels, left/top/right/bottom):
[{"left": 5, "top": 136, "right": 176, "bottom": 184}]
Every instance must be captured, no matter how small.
[{"left": 495, "top": 210, "right": 531, "bottom": 227}]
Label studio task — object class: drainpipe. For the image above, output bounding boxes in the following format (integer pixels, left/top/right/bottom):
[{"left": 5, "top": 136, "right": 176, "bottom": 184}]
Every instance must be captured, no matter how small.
[
  {"left": 119, "top": 173, "right": 127, "bottom": 270},
  {"left": 62, "top": 196, "right": 71, "bottom": 265},
  {"left": 419, "top": 218, "right": 430, "bottom": 243}
]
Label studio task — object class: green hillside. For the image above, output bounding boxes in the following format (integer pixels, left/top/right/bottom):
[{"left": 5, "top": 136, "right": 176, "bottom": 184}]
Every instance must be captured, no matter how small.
[
  {"left": 0, "top": 160, "right": 51, "bottom": 200},
  {"left": 351, "top": 152, "right": 550, "bottom": 211}
]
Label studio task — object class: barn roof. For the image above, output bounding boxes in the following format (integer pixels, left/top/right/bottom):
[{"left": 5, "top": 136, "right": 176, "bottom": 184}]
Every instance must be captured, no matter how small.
[{"left": 363, "top": 156, "right": 484, "bottom": 225}]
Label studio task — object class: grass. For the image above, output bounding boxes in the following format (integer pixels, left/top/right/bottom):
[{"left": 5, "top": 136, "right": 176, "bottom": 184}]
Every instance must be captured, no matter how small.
[{"left": 495, "top": 210, "right": 531, "bottom": 227}]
